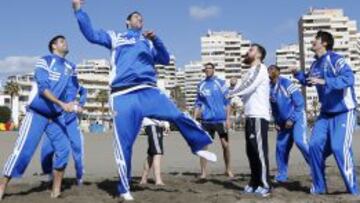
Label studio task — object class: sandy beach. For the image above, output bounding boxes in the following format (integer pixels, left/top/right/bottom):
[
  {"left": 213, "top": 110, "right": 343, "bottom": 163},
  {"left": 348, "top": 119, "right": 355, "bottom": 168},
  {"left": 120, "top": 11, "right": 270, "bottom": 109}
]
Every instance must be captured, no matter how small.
[{"left": 0, "top": 129, "right": 360, "bottom": 202}]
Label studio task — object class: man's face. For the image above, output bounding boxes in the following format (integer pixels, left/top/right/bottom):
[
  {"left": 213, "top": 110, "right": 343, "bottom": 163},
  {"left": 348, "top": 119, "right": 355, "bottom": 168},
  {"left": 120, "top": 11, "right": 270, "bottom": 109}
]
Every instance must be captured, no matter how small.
[
  {"left": 268, "top": 66, "right": 280, "bottom": 81},
  {"left": 204, "top": 65, "right": 215, "bottom": 78},
  {"left": 53, "top": 38, "right": 69, "bottom": 55},
  {"left": 127, "top": 13, "right": 143, "bottom": 30},
  {"left": 311, "top": 37, "right": 324, "bottom": 53},
  {"left": 243, "top": 46, "right": 258, "bottom": 65},
  {"left": 230, "top": 77, "right": 237, "bottom": 88}
]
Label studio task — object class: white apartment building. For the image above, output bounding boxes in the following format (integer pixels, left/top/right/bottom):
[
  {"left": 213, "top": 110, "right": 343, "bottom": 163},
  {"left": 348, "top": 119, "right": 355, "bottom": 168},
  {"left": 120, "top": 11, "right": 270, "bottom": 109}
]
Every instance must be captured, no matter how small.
[
  {"left": 201, "top": 30, "right": 251, "bottom": 81},
  {"left": 6, "top": 74, "right": 33, "bottom": 117},
  {"left": 0, "top": 94, "right": 11, "bottom": 108},
  {"left": 276, "top": 44, "right": 300, "bottom": 81},
  {"left": 184, "top": 61, "right": 204, "bottom": 110},
  {"left": 155, "top": 55, "right": 177, "bottom": 91},
  {"left": 76, "top": 59, "right": 111, "bottom": 125},
  {"left": 175, "top": 70, "right": 185, "bottom": 92},
  {"left": 299, "top": 8, "right": 360, "bottom": 112}
]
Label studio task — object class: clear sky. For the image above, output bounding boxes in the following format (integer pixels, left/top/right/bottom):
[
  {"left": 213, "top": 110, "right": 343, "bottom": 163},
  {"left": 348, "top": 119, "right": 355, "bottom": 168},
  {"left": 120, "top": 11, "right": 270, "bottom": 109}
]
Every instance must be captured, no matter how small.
[{"left": 0, "top": 0, "right": 359, "bottom": 83}]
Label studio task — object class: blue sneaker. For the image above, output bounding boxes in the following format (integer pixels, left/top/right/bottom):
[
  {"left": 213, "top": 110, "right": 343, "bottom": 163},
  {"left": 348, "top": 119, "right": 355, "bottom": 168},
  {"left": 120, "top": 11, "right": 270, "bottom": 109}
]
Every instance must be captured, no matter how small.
[
  {"left": 310, "top": 185, "right": 326, "bottom": 195},
  {"left": 274, "top": 175, "right": 287, "bottom": 183},
  {"left": 254, "top": 186, "right": 270, "bottom": 197}
]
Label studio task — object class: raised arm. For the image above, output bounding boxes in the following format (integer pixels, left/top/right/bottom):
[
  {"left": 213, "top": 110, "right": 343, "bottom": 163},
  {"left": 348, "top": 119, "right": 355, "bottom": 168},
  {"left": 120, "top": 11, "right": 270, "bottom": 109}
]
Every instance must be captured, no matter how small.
[
  {"left": 289, "top": 66, "right": 311, "bottom": 86},
  {"left": 152, "top": 37, "right": 170, "bottom": 65},
  {"left": 72, "top": 0, "right": 112, "bottom": 49},
  {"left": 143, "top": 31, "right": 170, "bottom": 65}
]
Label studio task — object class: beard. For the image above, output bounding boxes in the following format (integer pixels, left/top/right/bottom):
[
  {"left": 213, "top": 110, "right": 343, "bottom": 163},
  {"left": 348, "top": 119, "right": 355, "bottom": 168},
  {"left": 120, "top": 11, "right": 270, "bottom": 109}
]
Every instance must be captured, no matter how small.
[
  {"left": 63, "top": 49, "right": 69, "bottom": 55},
  {"left": 243, "top": 55, "right": 254, "bottom": 65}
]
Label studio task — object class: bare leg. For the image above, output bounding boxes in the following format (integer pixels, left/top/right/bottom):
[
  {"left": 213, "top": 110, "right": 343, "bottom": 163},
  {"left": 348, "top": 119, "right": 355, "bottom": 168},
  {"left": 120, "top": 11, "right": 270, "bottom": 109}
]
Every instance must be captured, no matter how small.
[
  {"left": 0, "top": 177, "right": 10, "bottom": 201},
  {"left": 51, "top": 169, "right": 64, "bottom": 198},
  {"left": 140, "top": 156, "right": 153, "bottom": 185},
  {"left": 199, "top": 146, "right": 208, "bottom": 179},
  {"left": 220, "top": 138, "right": 234, "bottom": 178},
  {"left": 153, "top": 155, "right": 164, "bottom": 185}
]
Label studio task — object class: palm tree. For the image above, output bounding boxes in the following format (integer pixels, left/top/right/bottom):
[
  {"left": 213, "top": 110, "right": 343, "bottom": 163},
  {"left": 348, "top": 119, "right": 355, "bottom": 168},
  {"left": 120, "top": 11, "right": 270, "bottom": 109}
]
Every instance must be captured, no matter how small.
[
  {"left": 4, "top": 81, "right": 20, "bottom": 108},
  {"left": 170, "top": 85, "right": 186, "bottom": 111},
  {"left": 4, "top": 81, "right": 20, "bottom": 125},
  {"left": 95, "top": 89, "right": 109, "bottom": 125}
]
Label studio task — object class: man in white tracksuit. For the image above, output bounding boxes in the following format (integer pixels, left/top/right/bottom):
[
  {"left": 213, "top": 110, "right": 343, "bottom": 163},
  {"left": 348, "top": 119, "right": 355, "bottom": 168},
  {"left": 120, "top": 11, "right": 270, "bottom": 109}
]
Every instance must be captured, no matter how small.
[{"left": 229, "top": 43, "right": 271, "bottom": 197}]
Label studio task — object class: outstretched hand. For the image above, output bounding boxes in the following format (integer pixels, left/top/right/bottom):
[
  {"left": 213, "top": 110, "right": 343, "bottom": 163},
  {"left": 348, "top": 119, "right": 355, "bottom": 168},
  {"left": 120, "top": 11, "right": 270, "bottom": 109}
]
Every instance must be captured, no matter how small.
[
  {"left": 307, "top": 77, "right": 325, "bottom": 85},
  {"left": 143, "top": 31, "right": 156, "bottom": 41},
  {"left": 288, "top": 66, "right": 299, "bottom": 74},
  {"left": 72, "top": 0, "right": 84, "bottom": 11}
]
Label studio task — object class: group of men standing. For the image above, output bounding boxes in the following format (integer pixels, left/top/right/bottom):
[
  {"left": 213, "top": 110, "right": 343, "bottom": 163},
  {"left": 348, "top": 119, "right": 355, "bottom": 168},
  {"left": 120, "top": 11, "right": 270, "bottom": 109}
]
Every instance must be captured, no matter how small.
[
  {"left": 0, "top": 0, "right": 358, "bottom": 201},
  {"left": 194, "top": 30, "right": 359, "bottom": 197}
]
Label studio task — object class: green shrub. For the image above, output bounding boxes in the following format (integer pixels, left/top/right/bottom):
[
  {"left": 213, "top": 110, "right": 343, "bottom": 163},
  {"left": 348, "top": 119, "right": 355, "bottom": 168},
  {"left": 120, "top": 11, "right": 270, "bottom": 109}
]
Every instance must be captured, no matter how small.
[{"left": 0, "top": 106, "right": 11, "bottom": 123}]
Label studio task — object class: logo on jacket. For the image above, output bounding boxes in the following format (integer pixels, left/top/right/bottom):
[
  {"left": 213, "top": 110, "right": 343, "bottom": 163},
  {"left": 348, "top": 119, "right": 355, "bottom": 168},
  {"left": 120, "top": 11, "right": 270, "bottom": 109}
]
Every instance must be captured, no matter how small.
[{"left": 201, "top": 89, "right": 212, "bottom": 96}]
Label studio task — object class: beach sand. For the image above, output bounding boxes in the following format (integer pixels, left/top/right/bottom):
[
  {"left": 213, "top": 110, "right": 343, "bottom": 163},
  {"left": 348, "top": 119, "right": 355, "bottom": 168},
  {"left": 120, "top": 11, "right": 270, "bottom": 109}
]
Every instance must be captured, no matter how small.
[{"left": 0, "top": 129, "right": 360, "bottom": 202}]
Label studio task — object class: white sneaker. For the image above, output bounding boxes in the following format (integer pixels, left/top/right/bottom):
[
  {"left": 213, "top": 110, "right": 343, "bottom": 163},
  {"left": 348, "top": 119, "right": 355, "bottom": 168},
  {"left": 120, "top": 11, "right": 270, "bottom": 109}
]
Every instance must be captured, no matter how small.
[
  {"left": 254, "top": 186, "right": 270, "bottom": 197},
  {"left": 120, "top": 192, "right": 134, "bottom": 201},
  {"left": 77, "top": 178, "right": 83, "bottom": 186},
  {"left": 243, "top": 185, "right": 254, "bottom": 193},
  {"left": 196, "top": 150, "right": 217, "bottom": 162},
  {"left": 48, "top": 174, "right": 53, "bottom": 182}
]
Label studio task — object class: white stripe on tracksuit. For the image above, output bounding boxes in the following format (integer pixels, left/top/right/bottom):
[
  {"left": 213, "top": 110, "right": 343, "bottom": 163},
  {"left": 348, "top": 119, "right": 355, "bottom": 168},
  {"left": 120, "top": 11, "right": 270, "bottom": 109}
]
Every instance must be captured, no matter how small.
[
  {"left": 344, "top": 110, "right": 355, "bottom": 187},
  {"left": 255, "top": 118, "right": 269, "bottom": 188},
  {"left": 80, "top": 127, "right": 85, "bottom": 175},
  {"left": 301, "top": 110, "right": 308, "bottom": 146},
  {"left": 110, "top": 95, "right": 130, "bottom": 192},
  {"left": 151, "top": 126, "right": 162, "bottom": 154},
  {"left": 3, "top": 112, "right": 33, "bottom": 176}
]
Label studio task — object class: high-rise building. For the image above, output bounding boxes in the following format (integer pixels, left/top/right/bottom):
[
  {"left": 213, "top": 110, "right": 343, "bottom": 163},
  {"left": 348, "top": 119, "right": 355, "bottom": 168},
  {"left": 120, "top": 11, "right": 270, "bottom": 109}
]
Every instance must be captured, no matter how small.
[
  {"left": 201, "top": 30, "right": 251, "bottom": 81},
  {"left": 76, "top": 59, "right": 110, "bottom": 123},
  {"left": 275, "top": 44, "right": 300, "bottom": 81},
  {"left": 155, "top": 55, "right": 177, "bottom": 91},
  {"left": 183, "top": 61, "right": 204, "bottom": 110},
  {"left": 175, "top": 70, "right": 185, "bottom": 92}
]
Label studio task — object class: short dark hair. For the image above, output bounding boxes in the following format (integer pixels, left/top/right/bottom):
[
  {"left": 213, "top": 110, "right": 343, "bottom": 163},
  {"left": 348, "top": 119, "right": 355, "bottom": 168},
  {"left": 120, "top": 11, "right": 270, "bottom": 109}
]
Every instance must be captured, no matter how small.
[
  {"left": 268, "top": 64, "right": 280, "bottom": 72},
  {"left": 48, "top": 35, "right": 65, "bottom": 53},
  {"left": 316, "top": 30, "right": 334, "bottom": 51},
  {"left": 127, "top": 11, "right": 141, "bottom": 21},
  {"left": 252, "top": 43, "right": 266, "bottom": 62},
  {"left": 126, "top": 11, "right": 142, "bottom": 28},
  {"left": 204, "top": 62, "right": 215, "bottom": 69}
]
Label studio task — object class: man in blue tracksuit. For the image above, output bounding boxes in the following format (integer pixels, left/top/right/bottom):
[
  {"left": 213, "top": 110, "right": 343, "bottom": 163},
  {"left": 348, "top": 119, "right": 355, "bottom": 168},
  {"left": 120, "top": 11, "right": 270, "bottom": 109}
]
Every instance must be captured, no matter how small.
[
  {"left": 268, "top": 65, "right": 309, "bottom": 183},
  {"left": 292, "top": 31, "right": 358, "bottom": 195},
  {"left": 194, "top": 62, "right": 233, "bottom": 180},
  {"left": 0, "top": 35, "right": 76, "bottom": 199},
  {"left": 41, "top": 75, "right": 87, "bottom": 185},
  {"left": 72, "top": 0, "right": 215, "bottom": 200}
]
